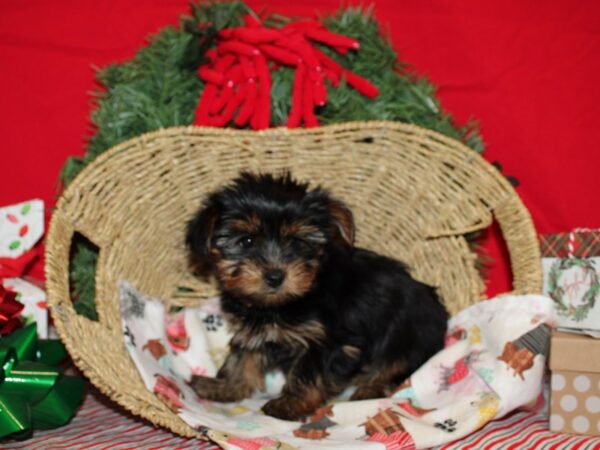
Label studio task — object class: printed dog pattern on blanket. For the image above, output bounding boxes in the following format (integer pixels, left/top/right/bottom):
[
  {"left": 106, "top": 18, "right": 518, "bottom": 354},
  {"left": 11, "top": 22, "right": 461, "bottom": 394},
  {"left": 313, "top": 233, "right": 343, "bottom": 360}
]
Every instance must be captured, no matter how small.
[{"left": 119, "top": 282, "right": 556, "bottom": 450}]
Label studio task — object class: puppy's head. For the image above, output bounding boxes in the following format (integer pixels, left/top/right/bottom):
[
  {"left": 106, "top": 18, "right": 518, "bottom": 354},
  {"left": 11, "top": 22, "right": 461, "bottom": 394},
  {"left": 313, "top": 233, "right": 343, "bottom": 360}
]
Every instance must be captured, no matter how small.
[{"left": 186, "top": 172, "right": 354, "bottom": 306}]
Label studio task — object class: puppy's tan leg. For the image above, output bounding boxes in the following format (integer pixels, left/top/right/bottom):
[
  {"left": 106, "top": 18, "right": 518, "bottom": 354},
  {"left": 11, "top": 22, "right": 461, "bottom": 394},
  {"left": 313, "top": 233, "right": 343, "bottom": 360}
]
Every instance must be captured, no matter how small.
[
  {"left": 262, "top": 378, "right": 328, "bottom": 421},
  {"left": 191, "top": 349, "right": 265, "bottom": 402},
  {"left": 351, "top": 361, "right": 407, "bottom": 401}
]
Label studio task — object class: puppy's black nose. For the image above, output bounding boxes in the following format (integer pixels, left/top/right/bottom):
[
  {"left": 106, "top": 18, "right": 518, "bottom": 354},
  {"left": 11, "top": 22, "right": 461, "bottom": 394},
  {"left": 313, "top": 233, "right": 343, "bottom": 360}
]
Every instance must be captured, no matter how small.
[{"left": 264, "top": 269, "right": 285, "bottom": 288}]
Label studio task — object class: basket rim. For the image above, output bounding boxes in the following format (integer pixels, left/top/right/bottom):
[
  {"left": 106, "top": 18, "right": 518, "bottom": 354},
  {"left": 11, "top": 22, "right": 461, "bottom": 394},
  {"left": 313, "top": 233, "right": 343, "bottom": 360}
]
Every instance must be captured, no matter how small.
[{"left": 61, "top": 121, "right": 511, "bottom": 203}]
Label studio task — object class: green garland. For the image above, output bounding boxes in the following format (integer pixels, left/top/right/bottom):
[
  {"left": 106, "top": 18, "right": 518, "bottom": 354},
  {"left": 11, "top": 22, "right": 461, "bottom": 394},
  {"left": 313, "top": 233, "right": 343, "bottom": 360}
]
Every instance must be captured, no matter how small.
[{"left": 61, "top": 1, "right": 485, "bottom": 320}]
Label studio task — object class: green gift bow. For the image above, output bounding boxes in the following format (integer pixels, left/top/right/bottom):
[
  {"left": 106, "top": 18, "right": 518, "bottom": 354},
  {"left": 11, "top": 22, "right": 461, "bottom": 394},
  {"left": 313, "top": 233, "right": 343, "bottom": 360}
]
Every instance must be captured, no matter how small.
[{"left": 0, "top": 323, "right": 85, "bottom": 440}]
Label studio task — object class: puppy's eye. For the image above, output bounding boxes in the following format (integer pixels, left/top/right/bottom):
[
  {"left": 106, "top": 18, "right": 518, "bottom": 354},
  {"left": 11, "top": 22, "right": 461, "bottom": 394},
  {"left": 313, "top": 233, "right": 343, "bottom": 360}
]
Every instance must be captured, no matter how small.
[{"left": 239, "top": 236, "right": 254, "bottom": 249}]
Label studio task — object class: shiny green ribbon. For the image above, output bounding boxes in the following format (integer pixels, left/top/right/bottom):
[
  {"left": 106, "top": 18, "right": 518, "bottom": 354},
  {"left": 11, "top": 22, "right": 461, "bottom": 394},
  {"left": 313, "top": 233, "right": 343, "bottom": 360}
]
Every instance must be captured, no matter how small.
[{"left": 0, "top": 323, "right": 85, "bottom": 440}]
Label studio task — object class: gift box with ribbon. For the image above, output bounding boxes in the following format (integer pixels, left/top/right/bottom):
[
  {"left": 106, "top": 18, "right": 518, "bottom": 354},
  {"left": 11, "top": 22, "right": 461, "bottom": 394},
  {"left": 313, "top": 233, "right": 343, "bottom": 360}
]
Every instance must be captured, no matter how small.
[
  {"left": 0, "top": 323, "right": 85, "bottom": 440},
  {"left": 0, "top": 200, "right": 48, "bottom": 338},
  {"left": 541, "top": 228, "right": 600, "bottom": 335}
]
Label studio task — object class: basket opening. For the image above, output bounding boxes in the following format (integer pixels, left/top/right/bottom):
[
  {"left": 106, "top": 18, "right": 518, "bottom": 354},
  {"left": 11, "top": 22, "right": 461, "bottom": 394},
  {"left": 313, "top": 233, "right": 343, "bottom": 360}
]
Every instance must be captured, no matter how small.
[
  {"left": 69, "top": 233, "right": 99, "bottom": 321},
  {"left": 477, "top": 220, "right": 514, "bottom": 298}
]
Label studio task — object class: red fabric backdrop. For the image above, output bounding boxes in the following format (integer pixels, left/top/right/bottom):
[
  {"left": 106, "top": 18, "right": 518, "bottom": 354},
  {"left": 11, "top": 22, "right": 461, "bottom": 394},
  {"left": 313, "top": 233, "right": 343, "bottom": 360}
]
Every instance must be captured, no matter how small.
[{"left": 1, "top": 1, "right": 599, "bottom": 295}]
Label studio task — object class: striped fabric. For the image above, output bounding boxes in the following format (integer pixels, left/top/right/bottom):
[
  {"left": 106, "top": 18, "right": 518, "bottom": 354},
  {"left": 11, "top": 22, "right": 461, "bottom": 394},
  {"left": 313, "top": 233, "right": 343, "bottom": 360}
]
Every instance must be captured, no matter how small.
[
  {"left": 3, "top": 388, "right": 599, "bottom": 449},
  {"left": 432, "top": 407, "right": 600, "bottom": 450}
]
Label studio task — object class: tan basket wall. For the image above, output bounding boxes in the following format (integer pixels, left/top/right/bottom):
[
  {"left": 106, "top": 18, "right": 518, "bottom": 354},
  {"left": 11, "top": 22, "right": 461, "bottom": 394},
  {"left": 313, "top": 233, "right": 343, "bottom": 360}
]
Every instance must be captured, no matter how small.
[{"left": 45, "top": 121, "right": 542, "bottom": 438}]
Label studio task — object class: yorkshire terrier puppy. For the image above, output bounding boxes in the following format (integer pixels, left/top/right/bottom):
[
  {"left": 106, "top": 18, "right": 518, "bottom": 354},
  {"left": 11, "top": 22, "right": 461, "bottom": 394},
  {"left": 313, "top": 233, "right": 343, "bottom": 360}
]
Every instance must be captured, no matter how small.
[{"left": 186, "top": 172, "right": 448, "bottom": 421}]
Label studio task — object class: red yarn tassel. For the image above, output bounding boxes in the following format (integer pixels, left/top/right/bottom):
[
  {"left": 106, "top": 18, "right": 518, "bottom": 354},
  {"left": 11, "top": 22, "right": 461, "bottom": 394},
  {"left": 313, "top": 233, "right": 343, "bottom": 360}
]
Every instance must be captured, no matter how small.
[
  {"left": 235, "top": 79, "right": 257, "bottom": 127},
  {"left": 276, "top": 35, "right": 320, "bottom": 69},
  {"left": 210, "top": 80, "right": 235, "bottom": 114},
  {"left": 210, "top": 64, "right": 242, "bottom": 114},
  {"left": 213, "top": 54, "right": 236, "bottom": 73},
  {"left": 235, "top": 27, "right": 282, "bottom": 44},
  {"left": 240, "top": 55, "right": 257, "bottom": 79},
  {"left": 218, "top": 28, "right": 235, "bottom": 39},
  {"left": 287, "top": 64, "right": 305, "bottom": 128},
  {"left": 342, "top": 70, "right": 379, "bottom": 99},
  {"left": 312, "top": 77, "right": 327, "bottom": 107},
  {"left": 259, "top": 44, "right": 302, "bottom": 66},
  {"left": 323, "top": 67, "right": 340, "bottom": 87},
  {"left": 204, "top": 49, "right": 217, "bottom": 62},
  {"left": 194, "top": 83, "right": 218, "bottom": 125},
  {"left": 210, "top": 91, "right": 243, "bottom": 127},
  {"left": 244, "top": 13, "right": 262, "bottom": 28},
  {"left": 251, "top": 54, "right": 271, "bottom": 129},
  {"left": 313, "top": 48, "right": 343, "bottom": 76},
  {"left": 334, "top": 46, "right": 348, "bottom": 55},
  {"left": 305, "top": 28, "right": 360, "bottom": 50},
  {"left": 302, "top": 71, "right": 319, "bottom": 128},
  {"left": 218, "top": 40, "right": 260, "bottom": 57},
  {"left": 198, "top": 67, "right": 225, "bottom": 86}
]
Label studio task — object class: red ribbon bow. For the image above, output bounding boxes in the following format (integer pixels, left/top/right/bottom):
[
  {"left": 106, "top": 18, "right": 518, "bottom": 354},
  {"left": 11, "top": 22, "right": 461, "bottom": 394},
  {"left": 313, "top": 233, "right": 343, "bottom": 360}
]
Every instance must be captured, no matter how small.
[
  {"left": 0, "top": 248, "right": 38, "bottom": 280},
  {"left": 0, "top": 285, "right": 24, "bottom": 335},
  {"left": 0, "top": 245, "right": 39, "bottom": 335},
  {"left": 194, "top": 13, "right": 379, "bottom": 129}
]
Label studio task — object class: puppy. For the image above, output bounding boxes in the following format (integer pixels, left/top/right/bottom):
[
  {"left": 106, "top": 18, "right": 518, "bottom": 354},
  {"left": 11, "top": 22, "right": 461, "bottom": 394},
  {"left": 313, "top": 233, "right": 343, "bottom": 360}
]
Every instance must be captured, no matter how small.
[{"left": 186, "top": 172, "right": 448, "bottom": 421}]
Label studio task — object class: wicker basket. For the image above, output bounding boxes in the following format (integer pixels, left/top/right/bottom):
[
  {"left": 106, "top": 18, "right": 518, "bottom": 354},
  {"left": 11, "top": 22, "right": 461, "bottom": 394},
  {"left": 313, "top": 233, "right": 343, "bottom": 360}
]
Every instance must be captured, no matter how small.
[{"left": 45, "top": 121, "right": 542, "bottom": 438}]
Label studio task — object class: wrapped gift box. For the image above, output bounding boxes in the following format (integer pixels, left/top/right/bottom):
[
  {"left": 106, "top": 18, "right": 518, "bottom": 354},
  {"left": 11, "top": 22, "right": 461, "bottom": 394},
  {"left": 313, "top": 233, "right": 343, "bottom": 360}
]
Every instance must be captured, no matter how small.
[
  {"left": 549, "top": 331, "right": 600, "bottom": 436},
  {"left": 0, "top": 199, "right": 47, "bottom": 337},
  {"left": 2, "top": 276, "right": 48, "bottom": 338},
  {"left": 541, "top": 229, "right": 600, "bottom": 333}
]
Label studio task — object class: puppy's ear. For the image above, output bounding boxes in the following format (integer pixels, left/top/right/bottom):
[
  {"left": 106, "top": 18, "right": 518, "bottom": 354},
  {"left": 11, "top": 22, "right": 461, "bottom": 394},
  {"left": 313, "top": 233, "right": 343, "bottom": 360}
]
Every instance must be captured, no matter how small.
[
  {"left": 327, "top": 200, "right": 355, "bottom": 246},
  {"left": 186, "top": 201, "right": 220, "bottom": 274}
]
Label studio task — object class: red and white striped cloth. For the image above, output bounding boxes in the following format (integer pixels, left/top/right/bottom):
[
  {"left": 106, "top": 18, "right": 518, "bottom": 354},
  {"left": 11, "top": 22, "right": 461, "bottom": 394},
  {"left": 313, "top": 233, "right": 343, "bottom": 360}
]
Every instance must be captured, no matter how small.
[
  {"left": 3, "top": 387, "right": 599, "bottom": 449},
  {"left": 432, "top": 406, "right": 600, "bottom": 450}
]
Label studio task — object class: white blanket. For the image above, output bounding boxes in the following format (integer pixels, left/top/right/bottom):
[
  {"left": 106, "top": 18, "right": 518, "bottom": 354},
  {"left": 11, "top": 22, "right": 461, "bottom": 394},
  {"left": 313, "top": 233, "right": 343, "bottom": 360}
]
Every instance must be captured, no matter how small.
[{"left": 119, "top": 282, "right": 556, "bottom": 450}]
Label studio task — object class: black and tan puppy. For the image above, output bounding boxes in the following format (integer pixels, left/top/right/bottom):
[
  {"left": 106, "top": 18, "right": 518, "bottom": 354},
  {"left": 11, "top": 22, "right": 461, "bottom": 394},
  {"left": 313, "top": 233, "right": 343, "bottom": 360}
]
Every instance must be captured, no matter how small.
[{"left": 186, "top": 172, "right": 448, "bottom": 421}]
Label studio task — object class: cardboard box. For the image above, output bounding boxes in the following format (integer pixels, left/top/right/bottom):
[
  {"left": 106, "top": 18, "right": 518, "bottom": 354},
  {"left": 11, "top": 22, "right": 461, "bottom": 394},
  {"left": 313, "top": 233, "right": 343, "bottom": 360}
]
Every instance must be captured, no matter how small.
[{"left": 549, "top": 331, "right": 600, "bottom": 436}]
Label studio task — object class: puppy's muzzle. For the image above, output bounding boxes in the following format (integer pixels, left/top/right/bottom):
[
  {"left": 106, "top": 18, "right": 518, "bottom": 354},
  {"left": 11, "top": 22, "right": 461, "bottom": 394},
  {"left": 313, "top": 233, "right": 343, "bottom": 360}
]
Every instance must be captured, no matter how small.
[{"left": 264, "top": 269, "right": 285, "bottom": 288}]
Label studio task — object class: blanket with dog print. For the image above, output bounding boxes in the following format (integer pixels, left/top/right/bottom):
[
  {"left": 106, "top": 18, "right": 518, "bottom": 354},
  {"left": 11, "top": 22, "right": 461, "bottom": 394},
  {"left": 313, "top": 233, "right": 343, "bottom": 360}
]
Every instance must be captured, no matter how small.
[{"left": 119, "top": 283, "right": 555, "bottom": 450}]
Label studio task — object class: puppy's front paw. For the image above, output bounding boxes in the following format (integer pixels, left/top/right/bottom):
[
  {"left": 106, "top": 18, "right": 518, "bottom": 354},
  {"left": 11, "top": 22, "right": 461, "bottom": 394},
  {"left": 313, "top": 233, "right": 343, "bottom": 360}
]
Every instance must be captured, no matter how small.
[
  {"left": 189, "top": 375, "right": 250, "bottom": 402},
  {"left": 189, "top": 375, "right": 215, "bottom": 398},
  {"left": 350, "top": 384, "right": 386, "bottom": 401},
  {"left": 262, "top": 395, "right": 315, "bottom": 421}
]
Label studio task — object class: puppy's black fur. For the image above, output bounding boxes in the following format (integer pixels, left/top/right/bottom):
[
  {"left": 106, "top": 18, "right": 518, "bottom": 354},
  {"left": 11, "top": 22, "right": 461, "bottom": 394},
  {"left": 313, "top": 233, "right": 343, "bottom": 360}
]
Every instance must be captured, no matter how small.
[{"left": 186, "top": 172, "right": 448, "bottom": 421}]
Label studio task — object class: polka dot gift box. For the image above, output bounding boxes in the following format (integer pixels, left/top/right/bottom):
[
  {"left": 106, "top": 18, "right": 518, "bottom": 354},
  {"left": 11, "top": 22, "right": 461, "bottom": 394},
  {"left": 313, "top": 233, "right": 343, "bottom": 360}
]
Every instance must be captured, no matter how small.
[{"left": 549, "top": 331, "right": 600, "bottom": 436}]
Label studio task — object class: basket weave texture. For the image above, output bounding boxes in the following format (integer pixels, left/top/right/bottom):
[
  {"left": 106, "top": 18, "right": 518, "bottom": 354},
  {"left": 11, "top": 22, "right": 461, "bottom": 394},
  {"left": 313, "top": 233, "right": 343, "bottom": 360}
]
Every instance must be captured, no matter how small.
[{"left": 45, "top": 121, "right": 542, "bottom": 438}]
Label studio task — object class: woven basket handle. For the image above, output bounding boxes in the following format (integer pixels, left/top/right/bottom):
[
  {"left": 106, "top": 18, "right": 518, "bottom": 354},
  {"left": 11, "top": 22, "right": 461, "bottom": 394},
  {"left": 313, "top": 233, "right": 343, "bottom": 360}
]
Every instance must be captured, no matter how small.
[
  {"left": 421, "top": 191, "right": 542, "bottom": 298},
  {"left": 45, "top": 208, "right": 105, "bottom": 326},
  {"left": 424, "top": 200, "right": 493, "bottom": 238},
  {"left": 492, "top": 195, "right": 543, "bottom": 296}
]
